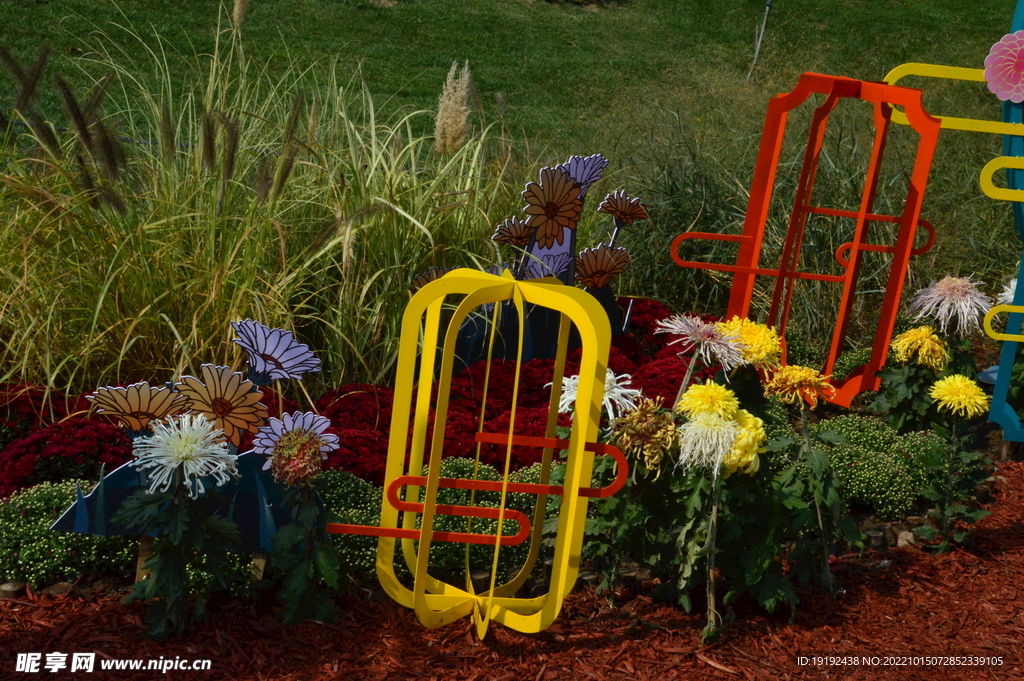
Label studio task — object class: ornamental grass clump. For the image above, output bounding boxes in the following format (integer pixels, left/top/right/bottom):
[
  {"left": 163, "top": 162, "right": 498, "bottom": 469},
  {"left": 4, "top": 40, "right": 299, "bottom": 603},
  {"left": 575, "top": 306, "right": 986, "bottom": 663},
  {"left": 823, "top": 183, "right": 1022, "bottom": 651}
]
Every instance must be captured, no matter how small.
[
  {"left": 918, "top": 375, "right": 992, "bottom": 552},
  {"left": 112, "top": 414, "right": 242, "bottom": 640}
]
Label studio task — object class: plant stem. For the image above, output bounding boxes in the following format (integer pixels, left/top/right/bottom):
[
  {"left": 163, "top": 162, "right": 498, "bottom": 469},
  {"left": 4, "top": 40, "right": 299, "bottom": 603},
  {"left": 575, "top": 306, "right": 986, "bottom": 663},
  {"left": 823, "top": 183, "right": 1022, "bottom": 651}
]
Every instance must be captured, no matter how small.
[
  {"left": 673, "top": 351, "right": 700, "bottom": 409},
  {"left": 800, "top": 408, "right": 834, "bottom": 595},
  {"left": 705, "top": 475, "right": 721, "bottom": 638}
]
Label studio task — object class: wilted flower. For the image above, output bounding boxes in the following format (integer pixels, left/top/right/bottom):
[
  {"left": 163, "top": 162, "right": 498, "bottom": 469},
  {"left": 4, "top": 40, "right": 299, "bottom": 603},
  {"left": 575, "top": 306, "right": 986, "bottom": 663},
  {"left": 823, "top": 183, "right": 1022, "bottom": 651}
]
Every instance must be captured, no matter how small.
[
  {"left": 131, "top": 414, "right": 238, "bottom": 499},
  {"left": 721, "top": 409, "right": 765, "bottom": 477},
  {"left": 231, "top": 319, "right": 322, "bottom": 383},
  {"left": 907, "top": 276, "right": 992, "bottom": 336},
  {"left": 891, "top": 326, "right": 949, "bottom": 372},
  {"left": 88, "top": 382, "right": 187, "bottom": 435},
  {"left": 929, "top": 374, "right": 990, "bottom": 419},
  {"left": 676, "top": 413, "right": 739, "bottom": 477},
  {"left": 675, "top": 382, "right": 739, "bottom": 419},
  {"left": 176, "top": 364, "right": 269, "bottom": 447},
  {"left": 655, "top": 314, "right": 746, "bottom": 372},
  {"left": 611, "top": 396, "right": 678, "bottom": 476},
  {"left": 522, "top": 166, "right": 583, "bottom": 249},
  {"left": 715, "top": 317, "right": 781, "bottom": 367},
  {"left": 254, "top": 412, "right": 340, "bottom": 487},
  {"left": 552, "top": 368, "right": 642, "bottom": 420},
  {"left": 764, "top": 365, "right": 837, "bottom": 409}
]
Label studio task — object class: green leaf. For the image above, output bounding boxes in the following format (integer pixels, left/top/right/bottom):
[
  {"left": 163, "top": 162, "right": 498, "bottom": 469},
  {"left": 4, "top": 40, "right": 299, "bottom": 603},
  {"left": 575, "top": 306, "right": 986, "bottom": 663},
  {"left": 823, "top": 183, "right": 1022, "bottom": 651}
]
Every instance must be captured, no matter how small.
[{"left": 913, "top": 525, "right": 938, "bottom": 540}]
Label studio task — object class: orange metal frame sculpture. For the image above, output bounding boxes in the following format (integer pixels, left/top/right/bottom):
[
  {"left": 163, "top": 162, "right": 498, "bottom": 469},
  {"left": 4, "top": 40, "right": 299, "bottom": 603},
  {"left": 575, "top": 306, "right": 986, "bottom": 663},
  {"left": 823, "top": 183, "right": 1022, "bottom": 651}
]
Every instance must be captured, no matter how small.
[{"left": 671, "top": 73, "right": 941, "bottom": 406}]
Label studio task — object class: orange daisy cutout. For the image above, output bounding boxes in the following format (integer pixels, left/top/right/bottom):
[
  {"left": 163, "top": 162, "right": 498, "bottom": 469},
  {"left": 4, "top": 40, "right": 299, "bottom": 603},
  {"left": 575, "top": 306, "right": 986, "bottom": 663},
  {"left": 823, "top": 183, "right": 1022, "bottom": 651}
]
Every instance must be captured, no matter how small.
[
  {"left": 491, "top": 216, "right": 534, "bottom": 248},
  {"left": 522, "top": 167, "right": 583, "bottom": 249},
  {"left": 87, "top": 382, "right": 188, "bottom": 433},
  {"left": 574, "top": 244, "right": 632, "bottom": 289},
  {"left": 410, "top": 266, "right": 451, "bottom": 293},
  {"left": 597, "top": 189, "right": 649, "bottom": 225},
  {"left": 176, "top": 365, "right": 268, "bottom": 446}
]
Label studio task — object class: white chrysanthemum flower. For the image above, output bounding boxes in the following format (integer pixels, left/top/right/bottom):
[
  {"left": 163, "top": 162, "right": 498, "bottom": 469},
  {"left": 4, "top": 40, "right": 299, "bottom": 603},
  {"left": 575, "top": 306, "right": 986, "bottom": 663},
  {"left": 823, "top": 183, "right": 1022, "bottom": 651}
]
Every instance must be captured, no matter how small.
[
  {"left": 999, "top": 277, "right": 1017, "bottom": 306},
  {"left": 551, "top": 368, "right": 642, "bottom": 420},
  {"left": 907, "top": 276, "right": 993, "bottom": 335},
  {"left": 675, "top": 413, "right": 739, "bottom": 479},
  {"left": 655, "top": 314, "right": 747, "bottom": 371},
  {"left": 131, "top": 413, "right": 238, "bottom": 499}
]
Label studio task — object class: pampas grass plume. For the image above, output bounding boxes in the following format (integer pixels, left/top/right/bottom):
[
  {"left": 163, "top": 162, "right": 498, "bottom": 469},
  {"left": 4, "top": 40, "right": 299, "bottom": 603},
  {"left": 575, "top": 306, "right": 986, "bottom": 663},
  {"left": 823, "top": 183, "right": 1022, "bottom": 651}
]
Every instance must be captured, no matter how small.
[
  {"left": 433, "top": 60, "right": 471, "bottom": 156},
  {"left": 233, "top": 0, "right": 250, "bottom": 31}
]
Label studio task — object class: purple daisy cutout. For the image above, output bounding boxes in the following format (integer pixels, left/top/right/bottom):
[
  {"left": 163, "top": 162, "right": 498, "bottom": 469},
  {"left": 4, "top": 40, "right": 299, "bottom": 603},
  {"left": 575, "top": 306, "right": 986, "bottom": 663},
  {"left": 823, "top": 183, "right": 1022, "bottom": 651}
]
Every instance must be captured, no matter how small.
[
  {"left": 555, "top": 154, "right": 609, "bottom": 200},
  {"left": 254, "top": 411, "right": 339, "bottom": 470},
  {"left": 231, "top": 319, "right": 321, "bottom": 383}
]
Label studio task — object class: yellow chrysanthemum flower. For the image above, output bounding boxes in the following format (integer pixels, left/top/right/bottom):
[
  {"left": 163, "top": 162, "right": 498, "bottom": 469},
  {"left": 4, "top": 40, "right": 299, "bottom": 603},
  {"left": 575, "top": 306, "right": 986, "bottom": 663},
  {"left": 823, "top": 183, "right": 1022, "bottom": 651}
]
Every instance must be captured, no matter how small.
[
  {"left": 676, "top": 382, "right": 739, "bottom": 419},
  {"left": 721, "top": 409, "right": 765, "bottom": 477},
  {"left": 929, "top": 374, "right": 990, "bottom": 419},
  {"left": 715, "top": 317, "right": 781, "bottom": 367},
  {"left": 764, "top": 365, "right": 837, "bottom": 409},
  {"left": 891, "top": 326, "right": 949, "bottom": 372}
]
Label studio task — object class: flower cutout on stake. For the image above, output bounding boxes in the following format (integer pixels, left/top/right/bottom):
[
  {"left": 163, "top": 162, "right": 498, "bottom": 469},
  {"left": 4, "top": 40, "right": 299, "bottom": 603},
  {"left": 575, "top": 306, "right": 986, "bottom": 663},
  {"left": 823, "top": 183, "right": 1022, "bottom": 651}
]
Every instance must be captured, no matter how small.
[
  {"left": 231, "top": 319, "right": 321, "bottom": 384},
  {"left": 525, "top": 252, "right": 573, "bottom": 281},
  {"left": 552, "top": 368, "right": 641, "bottom": 421},
  {"left": 986, "top": 31, "right": 1024, "bottom": 103},
  {"left": 522, "top": 166, "right": 583, "bottom": 249},
  {"left": 253, "top": 412, "right": 340, "bottom": 488},
  {"left": 131, "top": 413, "right": 238, "bottom": 499},
  {"left": 554, "top": 153, "right": 609, "bottom": 200},
  {"left": 764, "top": 365, "right": 837, "bottom": 409},
  {"left": 410, "top": 266, "right": 453, "bottom": 293},
  {"left": 88, "top": 382, "right": 188, "bottom": 435},
  {"left": 929, "top": 374, "right": 990, "bottom": 418},
  {"left": 907, "top": 276, "right": 992, "bottom": 336},
  {"left": 574, "top": 244, "right": 631, "bottom": 289},
  {"left": 597, "top": 190, "right": 649, "bottom": 226},
  {"left": 891, "top": 326, "right": 949, "bottom": 372},
  {"left": 655, "top": 315, "right": 746, "bottom": 373},
  {"left": 491, "top": 216, "right": 535, "bottom": 248},
  {"left": 176, "top": 364, "right": 269, "bottom": 447}
]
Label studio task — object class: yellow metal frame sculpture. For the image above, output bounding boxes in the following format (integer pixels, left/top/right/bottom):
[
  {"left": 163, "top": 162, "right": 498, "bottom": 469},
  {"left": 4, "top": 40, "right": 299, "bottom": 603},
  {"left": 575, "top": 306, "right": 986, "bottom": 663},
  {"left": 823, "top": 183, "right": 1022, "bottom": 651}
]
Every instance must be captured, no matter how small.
[{"left": 328, "top": 268, "right": 621, "bottom": 637}]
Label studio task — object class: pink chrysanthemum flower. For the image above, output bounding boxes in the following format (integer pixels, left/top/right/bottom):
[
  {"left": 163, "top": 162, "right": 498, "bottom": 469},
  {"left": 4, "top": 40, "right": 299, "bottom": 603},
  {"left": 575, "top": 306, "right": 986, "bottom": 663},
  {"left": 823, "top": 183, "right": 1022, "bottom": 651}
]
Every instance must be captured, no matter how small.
[
  {"left": 907, "top": 276, "right": 992, "bottom": 336},
  {"left": 986, "top": 31, "right": 1024, "bottom": 103},
  {"left": 654, "top": 314, "right": 746, "bottom": 372}
]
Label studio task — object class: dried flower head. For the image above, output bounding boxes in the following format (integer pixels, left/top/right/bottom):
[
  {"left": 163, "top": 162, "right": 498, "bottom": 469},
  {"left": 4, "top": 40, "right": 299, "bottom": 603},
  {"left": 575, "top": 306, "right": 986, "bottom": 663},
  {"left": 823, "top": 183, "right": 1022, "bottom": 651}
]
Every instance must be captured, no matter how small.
[
  {"left": 522, "top": 167, "right": 583, "bottom": 249},
  {"left": 231, "top": 319, "right": 322, "bottom": 384},
  {"left": 764, "top": 365, "right": 837, "bottom": 409},
  {"left": 131, "top": 413, "right": 238, "bottom": 499},
  {"left": 433, "top": 60, "right": 472, "bottom": 156},
  {"left": 676, "top": 382, "right": 740, "bottom": 419},
  {"left": 176, "top": 365, "right": 269, "bottom": 447},
  {"left": 552, "top": 368, "right": 642, "bottom": 421},
  {"left": 574, "top": 244, "right": 631, "bottom": 289},
  {"left": 907, "top": 276, "right": 992, "bottom": 336},
  {"left": 254, "top": 412, "right": 340, "bottom": 488},
  {"left": 555, "top": 154, "right": 608, "bottom": 200},
  {"left": 721, "top": 409, "right": 764, "bottom": 478},
  {"left": 891, "top": 326, "right": 949, "bottom": 372},
  {"left": 88, "top": 382, "right": 187, "bottom": 435},
  {"left": 611, "top": 396, "right": 678, "bottom": 476},
  {"left": 676, "top": 413, "right": 739, "bottom": 478},
  {"left": 597, "top": 189, "right": 649, "bottom": 225},
  {"left": 929, "top": 374, "right": 990, "bottom": 419},
  {"left": 491, "top": 216, "right": 534, "bottom": 248},
  {"left": 715, "top": 317, "right": 781, "bottom": 367},
  {"left": 655, "top": 314, "right": 746, "bottom": 372}
]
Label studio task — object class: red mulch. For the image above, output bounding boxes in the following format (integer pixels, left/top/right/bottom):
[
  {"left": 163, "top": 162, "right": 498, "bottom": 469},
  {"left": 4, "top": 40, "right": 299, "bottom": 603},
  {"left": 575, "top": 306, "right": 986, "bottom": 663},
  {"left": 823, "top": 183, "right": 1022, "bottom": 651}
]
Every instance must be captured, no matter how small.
[{"left": 5, "top": 464, "right": 1024, "bottom": 680}]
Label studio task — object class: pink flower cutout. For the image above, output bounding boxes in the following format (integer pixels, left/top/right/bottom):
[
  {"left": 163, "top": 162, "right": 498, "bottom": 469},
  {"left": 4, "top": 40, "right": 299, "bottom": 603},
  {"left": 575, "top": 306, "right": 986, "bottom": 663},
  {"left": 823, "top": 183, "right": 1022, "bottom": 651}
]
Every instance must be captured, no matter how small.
[{"left": 985, "top": 31, "right": 1024, "bottom": 103}]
